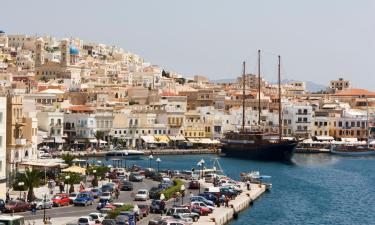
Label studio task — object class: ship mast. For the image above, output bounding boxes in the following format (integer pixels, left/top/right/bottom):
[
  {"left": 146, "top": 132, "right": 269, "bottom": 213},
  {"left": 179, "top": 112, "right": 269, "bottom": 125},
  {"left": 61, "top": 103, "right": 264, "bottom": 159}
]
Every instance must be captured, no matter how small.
[
  {"left": 278, "top": 55, "right": 282, "bottom": 142},
  {"left": 258, "top": 50, "right": 261, "bottom": 127},
  {"left": 242, "top": 61, "right": 246, "bottom": 133}
]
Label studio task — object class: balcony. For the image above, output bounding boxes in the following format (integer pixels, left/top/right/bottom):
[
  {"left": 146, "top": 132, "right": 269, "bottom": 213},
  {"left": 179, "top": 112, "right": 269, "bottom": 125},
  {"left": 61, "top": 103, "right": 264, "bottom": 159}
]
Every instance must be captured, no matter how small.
[
  {"left": 296, "top": 121, "right": 311, "bottom": 123},
  {"left": 15, "top": 138, "right": 26, "bottom": 145},
  {"left": 296, "top": 112, "right": 310, "bottom": 115}
]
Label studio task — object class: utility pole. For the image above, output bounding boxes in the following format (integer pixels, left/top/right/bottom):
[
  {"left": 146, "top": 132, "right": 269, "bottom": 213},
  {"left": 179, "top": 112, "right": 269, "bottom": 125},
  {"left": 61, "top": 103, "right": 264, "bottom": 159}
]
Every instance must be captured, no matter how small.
[
  {"left": 242, "top": 61, "right": 246, "bottom": 132},
  {"left": 278, "top": 55, "right": 282, "bottom": 142},
  {"left": 258, "top": 50, "right": 261, "bottom": 126}
]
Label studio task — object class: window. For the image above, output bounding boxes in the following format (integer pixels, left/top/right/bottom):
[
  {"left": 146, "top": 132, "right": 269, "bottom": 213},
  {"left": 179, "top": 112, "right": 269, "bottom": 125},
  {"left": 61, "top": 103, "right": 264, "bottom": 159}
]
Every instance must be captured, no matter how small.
[
  {"left": 0, "top": 112, "right": 2, "bottom": 123},
  {"left": 0, "top": 136, "right": 2, "bottom": 147},
  {"left": 114, "top": 131, "right": 117, "bottom": 135},
  {"left": 338, "top": 121, "right": 342, "bottom": 127}
]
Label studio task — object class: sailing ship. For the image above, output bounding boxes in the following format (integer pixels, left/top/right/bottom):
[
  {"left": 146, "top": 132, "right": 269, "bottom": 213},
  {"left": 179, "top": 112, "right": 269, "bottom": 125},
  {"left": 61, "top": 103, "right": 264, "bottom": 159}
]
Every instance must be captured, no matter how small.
[{"left": 221, "top": 51, "right": 297, "bottom": 161}]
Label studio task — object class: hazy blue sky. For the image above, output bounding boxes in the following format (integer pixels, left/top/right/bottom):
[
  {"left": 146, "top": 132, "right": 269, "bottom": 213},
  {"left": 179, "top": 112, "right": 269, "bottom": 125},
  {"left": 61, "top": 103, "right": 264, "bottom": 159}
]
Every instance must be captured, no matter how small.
[{"left": 2, "top": 0, "right": 374, "bottom": 89}]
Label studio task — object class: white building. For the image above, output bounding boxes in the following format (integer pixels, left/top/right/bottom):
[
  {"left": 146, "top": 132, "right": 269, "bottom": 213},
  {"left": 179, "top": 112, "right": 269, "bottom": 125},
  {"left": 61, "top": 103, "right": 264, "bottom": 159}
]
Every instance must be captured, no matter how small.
[
  {"left": 0, "top": 96, "right": 6, "bottom": 199},
  {"left": 36, "top": 109, "right": 65, "bottom": 146},
  {"left": 283, "top": 102, "right": 313, "bottom": 138}
]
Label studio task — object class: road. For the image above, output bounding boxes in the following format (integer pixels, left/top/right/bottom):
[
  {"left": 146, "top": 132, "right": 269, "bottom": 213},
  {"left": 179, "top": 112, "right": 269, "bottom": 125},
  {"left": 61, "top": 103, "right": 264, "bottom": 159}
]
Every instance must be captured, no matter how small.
[{"left": 14, "top": 178, "right": 202, "bottom": 225}]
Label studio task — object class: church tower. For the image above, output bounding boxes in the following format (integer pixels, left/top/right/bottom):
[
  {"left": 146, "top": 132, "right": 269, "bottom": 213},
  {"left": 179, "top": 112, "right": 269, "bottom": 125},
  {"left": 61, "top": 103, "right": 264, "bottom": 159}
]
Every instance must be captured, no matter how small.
[
  {"left": 60, "top": 39, "right": 70, "bottom": 67},
  {"left": 35, "top": 38, "right": 44, "bottom": 67}
]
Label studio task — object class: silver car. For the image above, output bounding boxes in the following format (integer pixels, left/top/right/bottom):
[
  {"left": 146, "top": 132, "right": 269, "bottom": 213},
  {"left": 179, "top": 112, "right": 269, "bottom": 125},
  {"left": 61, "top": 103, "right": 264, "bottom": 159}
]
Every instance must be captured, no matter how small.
[{"left": 33, "top": 198, "right": 53, "bottom": 210}]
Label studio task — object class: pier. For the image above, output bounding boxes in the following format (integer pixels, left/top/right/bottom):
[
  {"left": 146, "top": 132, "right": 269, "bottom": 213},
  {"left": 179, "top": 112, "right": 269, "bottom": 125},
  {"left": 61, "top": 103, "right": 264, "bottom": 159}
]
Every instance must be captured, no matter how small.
[{"left": 196, "top": 180, "right": 266, "bottom": 225}]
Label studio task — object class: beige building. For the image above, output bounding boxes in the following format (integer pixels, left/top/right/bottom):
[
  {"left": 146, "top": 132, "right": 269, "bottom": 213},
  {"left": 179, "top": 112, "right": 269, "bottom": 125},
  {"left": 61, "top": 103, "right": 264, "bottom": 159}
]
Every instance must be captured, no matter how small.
[
  {"left": 329, "top": 78, "right": 350, "bottom": 92},
  {"left": 0, "top": 96, "right": 6, "bottom": 199}
]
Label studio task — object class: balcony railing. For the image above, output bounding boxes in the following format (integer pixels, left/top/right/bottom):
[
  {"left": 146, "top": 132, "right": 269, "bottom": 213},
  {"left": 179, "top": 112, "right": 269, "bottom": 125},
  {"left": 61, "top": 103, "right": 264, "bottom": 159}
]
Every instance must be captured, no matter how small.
[
  {"left": 15, "top": 138, "right": 26, "bottom": 145},
  {"left": 296, "top": 121, "right": 311, "bottom": 123}
]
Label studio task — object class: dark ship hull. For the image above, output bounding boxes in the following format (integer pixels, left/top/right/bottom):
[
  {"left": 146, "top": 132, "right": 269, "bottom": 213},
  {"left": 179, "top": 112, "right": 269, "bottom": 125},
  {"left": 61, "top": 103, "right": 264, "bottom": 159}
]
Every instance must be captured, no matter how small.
[{"left": 221, "top": 141, "right": 297, "bottom": 161}]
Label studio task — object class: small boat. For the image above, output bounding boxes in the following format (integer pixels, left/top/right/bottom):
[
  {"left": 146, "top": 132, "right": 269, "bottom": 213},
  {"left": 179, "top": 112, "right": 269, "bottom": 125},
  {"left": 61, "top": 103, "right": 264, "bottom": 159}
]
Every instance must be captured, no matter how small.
[
  {"left": 330, "top": 145, "right": 375, "bottom": 156},
  {"left": 105, "top": 149, "right": 144, "bottom": 159}
]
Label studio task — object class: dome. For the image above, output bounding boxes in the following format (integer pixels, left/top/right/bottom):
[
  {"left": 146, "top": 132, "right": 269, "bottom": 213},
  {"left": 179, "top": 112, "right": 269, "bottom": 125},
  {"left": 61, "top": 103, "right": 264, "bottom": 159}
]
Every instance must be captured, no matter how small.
[
  {"left": 0, "top": 30, "right": 5, "bottom": 34},
  {"left": 69, "top": 45, "right": 79, "bottom": 55}
]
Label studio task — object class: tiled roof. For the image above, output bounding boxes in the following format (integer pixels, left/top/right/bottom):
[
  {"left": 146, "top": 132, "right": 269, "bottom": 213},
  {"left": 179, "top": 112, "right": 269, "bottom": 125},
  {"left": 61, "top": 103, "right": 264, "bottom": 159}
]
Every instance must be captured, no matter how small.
[
  {"left": 333, "top": 88, "right": 375, "bottom": 97},
  {"left": 66, "top": 105, "right": 94, "bottom": 112}
]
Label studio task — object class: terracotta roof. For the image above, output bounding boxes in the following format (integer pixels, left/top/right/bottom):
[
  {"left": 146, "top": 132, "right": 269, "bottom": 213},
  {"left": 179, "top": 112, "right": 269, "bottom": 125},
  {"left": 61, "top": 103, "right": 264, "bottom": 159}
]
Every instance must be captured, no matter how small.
[
  {"left": 161, "top": 91, "right": 178, "bottom": 96},
  {"left": 66, "top": 105, "right": 94, "bottom": 112},
  {"left": 333, "top": 88, "right": 375, "bottom": 97}
]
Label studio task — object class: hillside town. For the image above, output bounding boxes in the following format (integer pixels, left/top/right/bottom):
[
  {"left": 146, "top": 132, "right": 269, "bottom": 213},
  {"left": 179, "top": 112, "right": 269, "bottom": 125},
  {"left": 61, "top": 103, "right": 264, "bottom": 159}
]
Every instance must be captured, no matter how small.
[{"left": 0, "top": 31, "right": 374, "bottom": 203}]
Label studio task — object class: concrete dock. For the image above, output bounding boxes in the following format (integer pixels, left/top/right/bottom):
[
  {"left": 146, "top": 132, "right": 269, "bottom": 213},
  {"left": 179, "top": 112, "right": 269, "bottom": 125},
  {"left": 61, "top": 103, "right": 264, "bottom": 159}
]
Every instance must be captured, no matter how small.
[{"left": 196, "top": 181, "right": 266, "bottom": 225}]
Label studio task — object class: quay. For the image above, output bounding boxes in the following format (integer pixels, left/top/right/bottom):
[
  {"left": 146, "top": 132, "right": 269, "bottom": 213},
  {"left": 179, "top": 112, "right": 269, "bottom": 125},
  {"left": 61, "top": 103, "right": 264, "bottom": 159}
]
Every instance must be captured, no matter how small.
[
  {"left": 70, "top": 148, "right": 218, "bottom": 158},
  {"left": 196, "top": 180, "right": 266, "bottom": 225}
]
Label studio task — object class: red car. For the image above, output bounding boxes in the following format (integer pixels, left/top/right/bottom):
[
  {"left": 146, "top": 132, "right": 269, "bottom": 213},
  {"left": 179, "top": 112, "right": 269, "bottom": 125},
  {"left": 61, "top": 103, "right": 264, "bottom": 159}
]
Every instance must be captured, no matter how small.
[
  {"left": 188, "top": 180, "right": 200, "bottom": 189},
  {"left": 3, "top": 200, "right": 30, "bottom": 213},
  {"left": 190, "top": 203, "right": 210, "bottom": 216},
  {"left": 51, "top": 193, "right": 70, "bottom": 207}
]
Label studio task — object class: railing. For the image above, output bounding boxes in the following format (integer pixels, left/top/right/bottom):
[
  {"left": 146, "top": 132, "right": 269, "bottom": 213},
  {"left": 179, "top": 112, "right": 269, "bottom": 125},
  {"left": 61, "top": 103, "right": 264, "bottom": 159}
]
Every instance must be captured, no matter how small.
[{"left": 296, "top": 121, "right": 311, "bottom": 123}]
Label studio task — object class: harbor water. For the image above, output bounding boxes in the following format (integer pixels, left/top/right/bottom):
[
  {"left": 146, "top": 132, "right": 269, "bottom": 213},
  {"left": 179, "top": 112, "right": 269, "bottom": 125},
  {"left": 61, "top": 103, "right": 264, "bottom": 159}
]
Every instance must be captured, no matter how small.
[{"left": 89, "top": 153, "right": 375, "bottom": 225}]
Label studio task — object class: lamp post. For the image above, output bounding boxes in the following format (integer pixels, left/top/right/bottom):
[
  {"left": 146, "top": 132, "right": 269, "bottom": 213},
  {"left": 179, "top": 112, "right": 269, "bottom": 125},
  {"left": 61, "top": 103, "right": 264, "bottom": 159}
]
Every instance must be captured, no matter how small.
[
  {"left": 197, "top": 162, "right": 202, "bottom": 180},
  {"left": 43, "top": 193, "right": 47, "bottom": 223},
  {"left": 149, "top": 155, "right": 153, "bottom": 169},
  {"left": 200, "top": 159, "right": 205, "bottom": 179},
  {"left": 18, "top": 182, "right": 24, "bottom": 199},
  {"left": 93, "top": 169, "right": 97, "bottom": 187},
  {"left": 124, "top": 150, "right": 128, "bottom": 169},
  {"left": 156, "top": 158, "right": 161, "bottom": 172},
  {"left": 180, "top": 185, "right": 185, "bottom": 205},
  {"left": 65, "top": 175, "right": 70, "bottom": 193}
]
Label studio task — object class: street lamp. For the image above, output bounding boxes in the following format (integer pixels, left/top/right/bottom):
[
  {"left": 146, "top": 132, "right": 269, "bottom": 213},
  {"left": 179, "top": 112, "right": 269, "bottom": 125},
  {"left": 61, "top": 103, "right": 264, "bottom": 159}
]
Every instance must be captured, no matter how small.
[
  {"left": 200, "top": 159, "right": 205, "bottom": 179},
  {"left": 149, "top": 155, "right": 153, "bottom": 169},
  {"left": 18, "top": 182, "right": 24, "bottom": 200},
  {"left": 124, "top": 150, "right": 128, "bottom": 169},
  {"left": 180, "top": 185, "right": 186, "bottom": 205},
  {"left": 197, "top": 162, "right": 202, "bottom": 179},
  {"left": 156, "top": 158, "right": 161, "bottom": 172},
  {"left": 43, "top": 193, "right": 47, "bottom": 223},
  {"left": 65, "top": 175, "right": 70, "bottom": 193}
]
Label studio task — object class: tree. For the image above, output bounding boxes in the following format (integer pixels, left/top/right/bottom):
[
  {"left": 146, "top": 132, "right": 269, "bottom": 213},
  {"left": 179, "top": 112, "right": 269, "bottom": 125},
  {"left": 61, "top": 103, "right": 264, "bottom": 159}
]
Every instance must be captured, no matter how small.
[
  {"left": 61, "top": 154, "right": 75, "bottom": 166},
  {"left": 60, "top": 172, "right": 82, "bottom": 193},
  {"left": 94, "top": 131, "right": 105, "bottom": 151},
  {"left": 16, "top": 169, "right": 41, "bottom": 202}
]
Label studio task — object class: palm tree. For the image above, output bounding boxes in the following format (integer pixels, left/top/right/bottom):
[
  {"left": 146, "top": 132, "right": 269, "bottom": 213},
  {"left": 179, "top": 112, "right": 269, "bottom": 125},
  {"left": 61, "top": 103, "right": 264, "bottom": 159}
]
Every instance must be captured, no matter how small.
[
  {"left": 61, "top": 154, "right": 75, "bottom": 166},
  {"left": 93, "top": 131, "right": 105, "bottom": 151},
  {"left": 61, "top": 172, "right": 82, "bottom": 193},
  {"left": 17, "top": 169, "right": 41, "bottom": 202}
]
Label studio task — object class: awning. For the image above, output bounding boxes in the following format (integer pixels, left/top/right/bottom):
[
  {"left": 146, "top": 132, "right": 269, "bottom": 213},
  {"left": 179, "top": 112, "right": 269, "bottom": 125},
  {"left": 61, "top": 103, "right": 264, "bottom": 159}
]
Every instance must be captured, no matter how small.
[
  {"left": 341, "top": 138, "right": 358, "bottom": 143},
  {"left": 315, "top": 136, "right": 334, "bottom": 141},
  {"left": 154, "top": 135, "right": 170, "bottom": 143},
  {"left": 188, "top": 138, "right": 201, "bottom": 144},
  {"left": 89, "top": 139, "right": 107, "bottom": 144},
  {"left": 18, "top": 159, "right": 66, "bottom": 169},
  {"left": 141, "top": 136, "right": 157, "bottom": 144},
  {"left": 168, "top": 135, "right": 186, "bottom": 141},
  {"left": 61, "top": 165, "right": 86, "bottom": 175}
]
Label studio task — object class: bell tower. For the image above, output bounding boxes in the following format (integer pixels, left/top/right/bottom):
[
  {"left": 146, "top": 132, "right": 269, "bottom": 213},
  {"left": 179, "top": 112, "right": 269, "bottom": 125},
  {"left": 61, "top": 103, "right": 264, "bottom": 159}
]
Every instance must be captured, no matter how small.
[
  {"left": 35, "top": 38, "right": 44, "bottom": 67},
  {"left": 60, "top": 39, "right": 70, "bottom": 67}
]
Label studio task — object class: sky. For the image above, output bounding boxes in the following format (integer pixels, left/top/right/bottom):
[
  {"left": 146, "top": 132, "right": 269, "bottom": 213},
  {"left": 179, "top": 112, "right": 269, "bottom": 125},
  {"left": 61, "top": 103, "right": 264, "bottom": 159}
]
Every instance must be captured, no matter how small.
[{"left": 1, "top": 0, "right": 375, "bottom": 89}]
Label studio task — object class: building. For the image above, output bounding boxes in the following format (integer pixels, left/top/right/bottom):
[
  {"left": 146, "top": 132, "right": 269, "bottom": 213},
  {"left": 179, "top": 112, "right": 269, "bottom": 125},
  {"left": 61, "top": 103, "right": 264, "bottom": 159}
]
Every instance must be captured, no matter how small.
[
  {"left": 283, "top": 102, "right": 313, "bottom": 138},
  {"left": 329, "top": 78, "right": 350, "bottom": 93},
  {"left": 0, "top": 96, "right": 6, "bottom": 199}
]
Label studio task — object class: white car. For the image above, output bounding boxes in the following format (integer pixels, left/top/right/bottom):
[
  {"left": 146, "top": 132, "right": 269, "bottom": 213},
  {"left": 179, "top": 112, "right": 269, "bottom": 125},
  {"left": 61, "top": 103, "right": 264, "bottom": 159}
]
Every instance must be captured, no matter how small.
[
  {"left": 88, "top": 212, "right": 106, "bottom": 223},
  {"left": 78, "top": 216, "right": 95, "bottom": 225},
  {"left": 33, "top": 198, "right": 53, "bottom": 210},
  {"left": 112, "top": 202, "right": 125, "bottom": 208},
  {"left": 134, "top": 189, "right": 149, "bottom": 201},
  {"left": 99, "top": 192, "right": 113, "bottom": 201},
  {"left": 69, "top": 192, "right": 79, "bottom": 203},
  {"left": 190, "top": 201, "right": 215, "bottom": 211}
]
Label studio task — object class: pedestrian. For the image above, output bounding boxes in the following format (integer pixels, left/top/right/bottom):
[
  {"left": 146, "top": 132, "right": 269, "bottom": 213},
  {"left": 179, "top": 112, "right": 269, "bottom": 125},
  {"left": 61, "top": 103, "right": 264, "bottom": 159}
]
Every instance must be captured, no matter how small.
[
  {"left": 225, "top": 196, "right": 229, "bottom": 208},
  {"left": 246, "top": 180, "right": 251, "bottom": 190},
  {"left": 31, "top": 202, "right": 36, "bottom": 215},
  {"left": 189, "top": 192, "right": 193, "bottom": 198},
  {"left": 6, "top": 189, "right": 10, "bottom": 203},
  {"left": 115, "top": 189, "right": 120, "bottom": 199},
  {"left": 23, "top": 192, "right": 27, "bottom": 202}
]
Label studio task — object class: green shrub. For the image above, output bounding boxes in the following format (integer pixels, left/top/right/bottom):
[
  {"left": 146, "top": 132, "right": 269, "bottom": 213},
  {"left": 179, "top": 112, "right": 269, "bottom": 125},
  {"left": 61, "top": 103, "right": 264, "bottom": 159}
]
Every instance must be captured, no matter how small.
[
  {"left": 161, "top": 179, "right": 184, "bottom": 200},
  {"left": 107, "top": 204, "right": 133, "bottom": 219}
]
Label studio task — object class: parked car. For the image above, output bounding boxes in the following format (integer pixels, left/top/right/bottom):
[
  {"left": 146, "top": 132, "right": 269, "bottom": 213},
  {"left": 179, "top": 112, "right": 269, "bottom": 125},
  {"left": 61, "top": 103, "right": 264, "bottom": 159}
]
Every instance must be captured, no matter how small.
[
  {"left": 112, "top": 202, "right": 125, "bottom": 208},
  {"left": 190, "top": 201, "right": 214, "bottom": 212},
  {"left": 171, "top": 214, "right": 194, "bottom": 223},
  {"left": 51, "top": 194, "right": 70, "bottom": 207},
  {"left": 134, "top": 189, "right": 149, "bottom": 201},
  {"left": 190, "top": 196, "right": 214, "bottom": 206},
  {"left": 166, "top": 207, "right": 200, "bottom": 222},
  {"left": 188, "top": 180, "right": 200, "bottom": 189},
  {"left": 90, "top": 188, "right": 102, "bottom": 199},
  {"left": 189, "top": 203, "right": 210, "bottom": 216},
  {"left": 119, "top": 211, "right": 140, "bottom": 221},
  {"left": 32, "top": 198, "right": 53, "bottom": 210},
  {"left": 100, "top": 192, "right": 113, "bottom": 202},
  {"left": 115, "top": 215, "right": 129, "bottom": 225},
  {"left": 101, "top": 184, "right": 115, "bottom": 193},
  {"left": 101, "top": 219, "right": 116, "bottom": 225},
  {"left": 3, "top": 200, "right": 30, "bottom": 213},
  {"left": 77, "top": 216, "right": 95, "bottom": 225},
  {"left": 129, "top": 172, "right": 144, "bottom": 182},
  {"left": 198, "top": 193, "right": 218, "bottom": 204},
  {"left": 121, "top": 181, "right": 133, "bottom": 191},
  {"left": 150, "top": 200, "right": 166, "bottom": 214},
  {"left": 88, "top": 212, "right": 106, "bottom": 223},
  {"left": 138, "top": 204, "right": 150, "bottom": 217},
  {"left": 68, "top": 192, "right": 79, "bottom": 204},
  {"left": 73, "top": 192, "right": 94, "bottom": 206},
  {"left": 149, "top": 187, "right": 162, "bottom": 199},
  {"left": 0, "top": 199, "right": 6, "bottom": 212}
]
